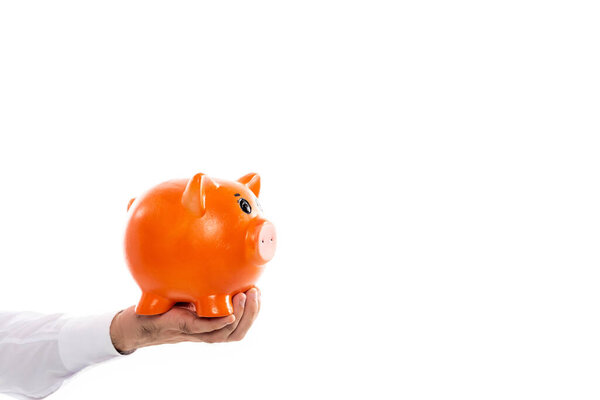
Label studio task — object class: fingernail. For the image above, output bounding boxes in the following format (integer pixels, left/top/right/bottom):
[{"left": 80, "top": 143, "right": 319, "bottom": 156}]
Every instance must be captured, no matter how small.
[{"left": 239, "top": 294, "right": 246, "bottom": 307}]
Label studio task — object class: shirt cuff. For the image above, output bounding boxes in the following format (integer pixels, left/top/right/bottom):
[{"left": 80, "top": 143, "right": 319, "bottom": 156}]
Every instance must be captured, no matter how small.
[{"left": 57, "top": 311, "right": 127, "bottom": 372}]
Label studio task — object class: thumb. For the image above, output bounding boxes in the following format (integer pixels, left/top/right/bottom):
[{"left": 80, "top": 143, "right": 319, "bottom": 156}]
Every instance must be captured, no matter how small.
[{"left": 188, "top": 314, "right": 236, "bottom": 333}]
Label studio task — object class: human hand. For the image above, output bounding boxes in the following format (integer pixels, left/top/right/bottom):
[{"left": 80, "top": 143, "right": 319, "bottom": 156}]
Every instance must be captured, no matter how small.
[{"left": 110, "top": 288, "right": 261, "bottom": 354}]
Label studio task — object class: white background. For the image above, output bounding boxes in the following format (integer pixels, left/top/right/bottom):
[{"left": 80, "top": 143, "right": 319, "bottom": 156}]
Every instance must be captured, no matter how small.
[{"left": 0, "top": 1, "right": 599, "bottom": 399}]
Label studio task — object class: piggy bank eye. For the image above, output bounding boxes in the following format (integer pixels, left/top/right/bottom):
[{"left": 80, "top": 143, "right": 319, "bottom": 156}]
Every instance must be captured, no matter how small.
[{"left": 238, "top": 198, "right": 252, "bottom": 214}]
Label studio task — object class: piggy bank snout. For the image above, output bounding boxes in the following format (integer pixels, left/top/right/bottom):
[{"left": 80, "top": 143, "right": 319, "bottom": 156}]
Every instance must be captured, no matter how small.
[
  {"left": 248, "top": 220, "right": 276, "bottom": 264},
  {"left": 258, "top": 221, "right": 277, "bottom": 262}
]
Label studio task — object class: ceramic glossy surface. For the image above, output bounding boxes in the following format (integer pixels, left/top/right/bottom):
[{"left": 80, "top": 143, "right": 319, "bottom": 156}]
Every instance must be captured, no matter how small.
[{"left": 124, "top": 172, "right": 276, "bottom": 317}]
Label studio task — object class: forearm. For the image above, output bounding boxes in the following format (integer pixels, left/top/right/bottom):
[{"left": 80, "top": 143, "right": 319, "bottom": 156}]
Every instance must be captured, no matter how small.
[{"left": 0, "top": 310, "right": 126, "bottom": 399}]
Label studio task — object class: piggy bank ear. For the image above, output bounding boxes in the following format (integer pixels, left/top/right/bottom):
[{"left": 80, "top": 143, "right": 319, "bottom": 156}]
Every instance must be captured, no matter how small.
[
  {"left": 182, "top": 173, "right": 215, "bottom": 216},
  {"left": 238, "top": 173, "right": 261, "bottom": 197}
]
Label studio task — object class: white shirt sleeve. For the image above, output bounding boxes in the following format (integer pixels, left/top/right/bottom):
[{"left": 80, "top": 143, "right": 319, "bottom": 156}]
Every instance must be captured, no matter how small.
[{"left": 0, "top": 310, "right": 128, "bottom": 399}]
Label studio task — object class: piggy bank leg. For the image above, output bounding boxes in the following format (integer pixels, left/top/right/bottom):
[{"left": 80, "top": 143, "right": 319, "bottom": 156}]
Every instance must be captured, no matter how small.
[
  {"left": 194, "top": 294, "right": 234, "bottom": 317},
  {"left": 136, "top": 292, "right": 175, "bottom": 315}
]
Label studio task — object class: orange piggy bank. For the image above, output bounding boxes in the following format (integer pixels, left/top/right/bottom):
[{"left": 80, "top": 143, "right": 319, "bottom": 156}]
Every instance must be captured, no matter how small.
[{"left": 124, "top": 172, "right": 276, "bottom": 317}]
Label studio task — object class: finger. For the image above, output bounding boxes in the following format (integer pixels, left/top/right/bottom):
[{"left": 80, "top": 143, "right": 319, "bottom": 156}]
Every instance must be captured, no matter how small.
[
  {"left": 228, "top": 288, "right": 259, "bottom": 342},
  {"left": 192, "top": 292, "right": 247, "bottom": 343},
  {"left": 256, "top": 287, "right": 261, "bottom": 314},
  {"left": 225, "top": 292, "right": 246, "bottom": 334}
]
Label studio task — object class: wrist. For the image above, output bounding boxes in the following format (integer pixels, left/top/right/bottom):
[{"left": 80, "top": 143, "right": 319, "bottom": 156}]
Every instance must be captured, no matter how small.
[{"left": 110, "top": 308, "right": 138, "bottom": 354}]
